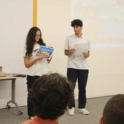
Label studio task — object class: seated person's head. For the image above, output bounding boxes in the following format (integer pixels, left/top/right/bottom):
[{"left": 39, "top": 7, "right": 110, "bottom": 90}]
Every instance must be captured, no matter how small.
[
  {"left": 99, "top": 94, "right": 124, "bottom": 124},
  {"left": 29, "top": 73, "right": 73, "bottom": 120}
]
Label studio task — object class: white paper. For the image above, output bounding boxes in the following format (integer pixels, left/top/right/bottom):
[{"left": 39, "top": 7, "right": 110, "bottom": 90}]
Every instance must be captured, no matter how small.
[{"left": 73, "top": 43, "right": 88, "bottom": 56}]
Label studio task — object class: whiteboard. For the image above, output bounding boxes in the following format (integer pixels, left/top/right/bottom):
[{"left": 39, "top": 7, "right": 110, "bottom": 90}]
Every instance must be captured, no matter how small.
[
  {"left": 0, "top": 0, "right": 32, "bottom": 73},
  {"left": 0, "top": 0, "right": 33, "bottom": 108}
]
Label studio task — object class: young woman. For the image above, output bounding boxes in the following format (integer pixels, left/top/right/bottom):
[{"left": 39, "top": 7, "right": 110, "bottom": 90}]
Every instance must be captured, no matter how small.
[{"left": 23, "top": 27, "right": 52, "bottom": 119}]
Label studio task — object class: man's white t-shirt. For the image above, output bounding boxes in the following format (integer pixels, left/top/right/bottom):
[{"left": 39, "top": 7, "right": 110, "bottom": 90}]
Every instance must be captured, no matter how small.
[
  {"left": 64, "top": 35, "right": 91, "bottom": 69},
  {"left": 23, "top": 44, "right": 49, "bottom": 76}
]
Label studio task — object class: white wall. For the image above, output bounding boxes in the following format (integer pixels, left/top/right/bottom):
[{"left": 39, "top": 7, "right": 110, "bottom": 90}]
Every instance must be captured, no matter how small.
[
  {"left": 0, "top": 0, "right": 32, "bottom": 108},
  {"left": 37, "top": 0, "right": 71, "bottom": 75},
  {"left": 37, "top": 0, "right": 124, "bottom": 99}
]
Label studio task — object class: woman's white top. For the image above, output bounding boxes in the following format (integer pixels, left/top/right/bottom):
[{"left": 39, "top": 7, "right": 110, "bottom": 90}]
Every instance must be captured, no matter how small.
[{"left": 23, "top": 44, "right": 49, "bottom": 76}]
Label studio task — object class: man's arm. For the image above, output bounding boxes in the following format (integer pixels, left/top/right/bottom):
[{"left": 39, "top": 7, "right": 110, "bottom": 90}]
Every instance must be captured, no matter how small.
[
  {"left": 82, "top": 51, "right": 90, "bottom": 58},
  {"left": 64, "top": 49, "right": 75, "bottom": 56}
]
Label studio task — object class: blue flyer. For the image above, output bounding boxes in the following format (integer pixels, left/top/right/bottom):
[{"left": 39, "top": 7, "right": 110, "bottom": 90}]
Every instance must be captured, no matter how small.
[{"left": 36, "top": 45, "right": 55, "bottom": 59}]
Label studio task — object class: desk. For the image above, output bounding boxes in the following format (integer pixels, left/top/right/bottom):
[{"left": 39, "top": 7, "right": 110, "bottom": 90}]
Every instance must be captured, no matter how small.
[{"left": 0, "top": 77, "right": 23, "bottom": 115}]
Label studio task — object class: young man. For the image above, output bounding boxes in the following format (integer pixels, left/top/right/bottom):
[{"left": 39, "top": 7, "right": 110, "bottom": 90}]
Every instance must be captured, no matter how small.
[
  {"left": 99, "top": 94, "right": 124, "bottom": 124},
  {"left": 64, "top": 19, "right": 91, "bottom": 116},
  {"left": 22, "top": 73, "right": 73, "bottom": 124}
]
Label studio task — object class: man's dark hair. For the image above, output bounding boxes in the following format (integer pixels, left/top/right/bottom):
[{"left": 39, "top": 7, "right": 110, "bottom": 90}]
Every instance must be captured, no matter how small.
[
  {"left": 71, "top": 19, "right": 83, "bottom": 27},
  {"left": 103, "top": 94, "right": 124, "bottom": 124},
  {"left": 29, "top": 73, "right": 73, "bottom": 120}
]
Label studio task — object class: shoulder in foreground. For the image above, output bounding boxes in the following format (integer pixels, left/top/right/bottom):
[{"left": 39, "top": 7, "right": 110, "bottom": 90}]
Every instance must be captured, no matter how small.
[{"left": 22, "top": 120, "right": 31, "bottom": 124}]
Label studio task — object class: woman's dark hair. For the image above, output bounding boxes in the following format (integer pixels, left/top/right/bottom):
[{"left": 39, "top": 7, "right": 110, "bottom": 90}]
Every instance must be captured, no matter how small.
[
  {"left": 29, "top": 73, "right": 74, "bottom": 120},
  {"left": 71, "top": 19, "right": 83, "bottom": 27},
  {"left": 25, "top": 27, "right": 46, "bottom": 57}
]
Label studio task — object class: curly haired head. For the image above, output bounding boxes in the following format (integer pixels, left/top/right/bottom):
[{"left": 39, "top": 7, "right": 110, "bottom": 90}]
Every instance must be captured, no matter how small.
[
  {"left": 71, "top": 19, "right": 83, "bottom": 27},
  {"left": 103, "top": 94, "right": 124, "bottom": 124},
  {"left": 29, "top": 73, "right": 74, "bottom": 120}
]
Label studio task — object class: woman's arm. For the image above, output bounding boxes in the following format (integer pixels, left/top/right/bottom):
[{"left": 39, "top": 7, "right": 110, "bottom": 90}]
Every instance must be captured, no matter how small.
[
  {"left": 47, "top": 57, "right": 52, "bottom": 64},
  {"left": 24, "top": 56, "right": 44, "bottom": 68},
  {"left": 47, "top": 46, "right": 53, "bottom": 64}
]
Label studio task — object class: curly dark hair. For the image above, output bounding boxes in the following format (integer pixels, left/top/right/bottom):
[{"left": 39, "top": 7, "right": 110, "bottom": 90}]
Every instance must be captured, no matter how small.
[
  {"left": 29, "top": 73, "right": 74, "bottom": 120},
  {"left": 25, "top": 27, "right": 46, "bottom": 57},
  {"left": 71, "top": 19, "right": 83, "bottom": 27},
  {"left": 103, "top": 94, "right": 124, "bottom": 124}
]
